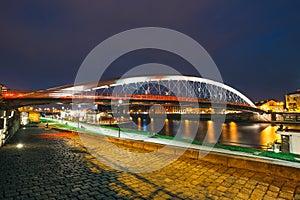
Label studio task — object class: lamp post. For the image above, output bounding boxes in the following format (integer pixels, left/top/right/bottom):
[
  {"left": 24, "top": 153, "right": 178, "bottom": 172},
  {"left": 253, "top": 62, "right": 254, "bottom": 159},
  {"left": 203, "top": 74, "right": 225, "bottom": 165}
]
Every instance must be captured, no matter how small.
[
  {"left": 118, "top": 115, "right": 121, "bottom": 138},
  {"left": 77, "top": 113, "right": 80, "bottom": 129},
  {"left": 77, "top": 104, "right": 81, "bottom": 129},
  {"left": 117, "top": 100, "right": 123, "bottom": 138}
]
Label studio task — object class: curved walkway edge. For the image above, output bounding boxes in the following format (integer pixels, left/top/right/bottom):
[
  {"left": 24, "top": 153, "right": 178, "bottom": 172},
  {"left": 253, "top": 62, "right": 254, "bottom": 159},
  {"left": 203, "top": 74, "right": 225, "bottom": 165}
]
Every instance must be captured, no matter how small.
[{"left": 46, "top": 118, "right": 300, "bottom": 180}]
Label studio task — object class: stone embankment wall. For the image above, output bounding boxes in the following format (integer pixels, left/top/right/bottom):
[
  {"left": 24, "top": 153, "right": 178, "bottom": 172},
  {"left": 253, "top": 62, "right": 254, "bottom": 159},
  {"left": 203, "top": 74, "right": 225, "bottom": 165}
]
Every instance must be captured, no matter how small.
[
  {"left": 106, "top": 136, "right": 300, "bottom": 180},
  {"left": 0, "top": 110, "right": 20, "bottom": 147}
]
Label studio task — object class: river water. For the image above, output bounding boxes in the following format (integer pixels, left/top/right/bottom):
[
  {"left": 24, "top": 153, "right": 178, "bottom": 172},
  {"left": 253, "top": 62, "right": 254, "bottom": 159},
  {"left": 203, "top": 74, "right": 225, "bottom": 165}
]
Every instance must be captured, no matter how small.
[{"left": 125, "top": 118, "right": 300, "bottom": 149}]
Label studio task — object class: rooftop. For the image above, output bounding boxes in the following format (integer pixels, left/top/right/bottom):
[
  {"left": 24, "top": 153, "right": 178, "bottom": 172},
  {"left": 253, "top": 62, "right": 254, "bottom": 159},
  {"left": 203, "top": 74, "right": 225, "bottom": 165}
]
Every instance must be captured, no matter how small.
[{"left": 287, "top": 89, "right": 300, "bottom": 96}]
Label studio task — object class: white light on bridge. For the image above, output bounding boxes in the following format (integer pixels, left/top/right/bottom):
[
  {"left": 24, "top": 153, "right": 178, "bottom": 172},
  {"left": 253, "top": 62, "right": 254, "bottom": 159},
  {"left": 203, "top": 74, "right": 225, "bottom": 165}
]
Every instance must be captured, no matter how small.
[{"left": 16, "top": 143, "right": 24, "bottom": 149}]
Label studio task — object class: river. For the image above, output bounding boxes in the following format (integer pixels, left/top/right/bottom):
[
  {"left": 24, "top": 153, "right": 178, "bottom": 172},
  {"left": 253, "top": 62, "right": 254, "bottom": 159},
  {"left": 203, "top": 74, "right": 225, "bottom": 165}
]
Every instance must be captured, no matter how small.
[{"left": 124, "top": 118, "right": 300, "bottom": 149}]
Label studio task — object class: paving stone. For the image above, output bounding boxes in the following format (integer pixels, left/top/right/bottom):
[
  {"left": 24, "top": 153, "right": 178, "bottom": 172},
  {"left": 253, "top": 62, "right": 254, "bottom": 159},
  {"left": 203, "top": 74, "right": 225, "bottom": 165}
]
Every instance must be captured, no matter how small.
[
  {"left": 237, "top": 192, "right": 250, "bottom": 200},
  {"left": 217, "top": 186, "right": 228, "bottom": 193},
  {"left": 278, "top": 191, "right": 294, "bottom": 199},
  {"left": 294, "top": 194, "right": 300, "bottom": 200},
  {"left": 281, "top": 186, "right": 295, "bottom": 193},
  {"left": 249, "top": 188, "right": 266, "bottom": 199},
  {"left": 266, "top": 190, "right": 279, "bottom": 198},
  {"left": 263, "top": 195, "right": 278, "bottom": 200},
  {"left": 244, "top": 182, "right": 256, "bottom": 190},
  {"left": 227, "top": 187, "right": 240, "bottom": 194},
  {"left": 256, "top": 184, "right": 268, "bottom": 192},
  {"left": 1, "top": 125, "right": 300, "bottom": 200}
]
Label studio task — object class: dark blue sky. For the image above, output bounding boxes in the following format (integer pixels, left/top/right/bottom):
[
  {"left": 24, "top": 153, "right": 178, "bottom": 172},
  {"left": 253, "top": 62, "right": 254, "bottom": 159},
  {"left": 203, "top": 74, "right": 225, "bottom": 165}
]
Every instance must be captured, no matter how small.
[{"left": 0, "top": 1, "right": 299, "bottom": 101}]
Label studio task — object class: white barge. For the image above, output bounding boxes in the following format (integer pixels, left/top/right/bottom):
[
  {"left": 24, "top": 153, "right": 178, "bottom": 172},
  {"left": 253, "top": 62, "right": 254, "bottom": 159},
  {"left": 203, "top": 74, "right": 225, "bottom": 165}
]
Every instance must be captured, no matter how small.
[{"left": 276, "top": 128, "right": 300, "bottom": 154}]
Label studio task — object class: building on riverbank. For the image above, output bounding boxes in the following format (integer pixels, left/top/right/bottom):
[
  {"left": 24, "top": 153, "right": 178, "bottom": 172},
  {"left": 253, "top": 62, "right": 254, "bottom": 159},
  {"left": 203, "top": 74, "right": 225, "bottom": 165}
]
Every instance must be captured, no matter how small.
[
  {"left": 286, "top": 89, "right": 300, "bottom": 112},
  {"left": 255, "top": 99, "right": 285, "bottom": 112}
]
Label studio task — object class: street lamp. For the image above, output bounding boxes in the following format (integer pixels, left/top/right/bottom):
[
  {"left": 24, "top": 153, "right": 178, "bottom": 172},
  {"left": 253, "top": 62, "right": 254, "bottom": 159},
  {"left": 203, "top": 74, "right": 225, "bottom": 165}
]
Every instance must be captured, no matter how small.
[
  {"left": 77, "top": 104, "right": 81, "bottom": 129},
  {"left": 117, "top": 100, "right": 123, "bottom": 138}
]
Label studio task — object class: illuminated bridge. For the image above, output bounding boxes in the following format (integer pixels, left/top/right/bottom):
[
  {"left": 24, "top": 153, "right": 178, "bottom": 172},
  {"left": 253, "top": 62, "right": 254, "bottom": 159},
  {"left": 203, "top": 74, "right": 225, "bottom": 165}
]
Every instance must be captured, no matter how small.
[{"left": 1, "top": 75, "right": 261, "bottom": 113}]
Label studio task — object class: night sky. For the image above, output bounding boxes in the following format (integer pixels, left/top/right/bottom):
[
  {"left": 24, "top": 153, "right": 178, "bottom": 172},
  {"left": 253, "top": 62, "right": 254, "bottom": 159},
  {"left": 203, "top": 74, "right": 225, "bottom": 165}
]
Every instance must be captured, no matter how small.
[{"left": 1, "top": 1, "right": 300, "bottom": 102}]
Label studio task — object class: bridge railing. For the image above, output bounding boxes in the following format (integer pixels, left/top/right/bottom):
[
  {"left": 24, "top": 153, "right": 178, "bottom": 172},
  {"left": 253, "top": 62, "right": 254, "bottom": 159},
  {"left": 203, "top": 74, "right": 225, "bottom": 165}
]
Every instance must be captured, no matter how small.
[{"left": 2, "top": 92, "right": 254, "bottom": 109}]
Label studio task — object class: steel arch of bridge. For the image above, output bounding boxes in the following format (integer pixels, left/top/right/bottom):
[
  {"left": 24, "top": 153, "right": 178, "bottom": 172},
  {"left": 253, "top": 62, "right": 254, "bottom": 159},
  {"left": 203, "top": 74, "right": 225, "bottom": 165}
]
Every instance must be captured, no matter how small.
[{"left": 92, "top": 76, "right": 255, "bottom": 107}]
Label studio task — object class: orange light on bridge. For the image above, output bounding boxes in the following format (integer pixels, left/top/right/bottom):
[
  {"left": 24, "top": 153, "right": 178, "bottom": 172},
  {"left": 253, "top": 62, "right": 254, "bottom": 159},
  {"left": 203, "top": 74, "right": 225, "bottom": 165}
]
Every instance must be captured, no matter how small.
[
  {"left": 3, "top": 92, "right": 24, "bottom": 98},
  {"left": 4, "top": 92, "right": 14, "bottom": 97}
]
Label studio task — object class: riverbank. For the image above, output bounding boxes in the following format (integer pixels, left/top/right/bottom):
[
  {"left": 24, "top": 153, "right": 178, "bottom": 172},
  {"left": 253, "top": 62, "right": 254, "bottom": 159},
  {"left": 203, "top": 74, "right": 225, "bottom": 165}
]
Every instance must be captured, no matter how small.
[{"left": 40, "top": 117, "right": 300, "bottom": 166}]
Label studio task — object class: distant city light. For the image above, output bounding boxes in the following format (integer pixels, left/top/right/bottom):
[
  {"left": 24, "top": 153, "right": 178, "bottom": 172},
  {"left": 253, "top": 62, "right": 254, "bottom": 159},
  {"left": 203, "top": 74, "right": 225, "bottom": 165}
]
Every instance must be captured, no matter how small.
[{"left": 16, "top": 143, "right": 24, "bottom": 149}]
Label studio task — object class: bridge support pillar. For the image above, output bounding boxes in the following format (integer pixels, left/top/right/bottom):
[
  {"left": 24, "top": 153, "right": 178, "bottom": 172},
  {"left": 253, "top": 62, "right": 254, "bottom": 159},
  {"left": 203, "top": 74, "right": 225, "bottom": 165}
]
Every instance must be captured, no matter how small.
[{"left": 271, "top": 113, "right": 277, "bottom": 121}]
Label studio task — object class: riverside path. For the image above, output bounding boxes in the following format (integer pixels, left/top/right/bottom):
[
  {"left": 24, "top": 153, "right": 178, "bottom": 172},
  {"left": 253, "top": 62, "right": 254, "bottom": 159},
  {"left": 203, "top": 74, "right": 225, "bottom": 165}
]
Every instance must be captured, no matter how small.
[{"left": 0, "top": 124, "right": 299, "bottom": 200}]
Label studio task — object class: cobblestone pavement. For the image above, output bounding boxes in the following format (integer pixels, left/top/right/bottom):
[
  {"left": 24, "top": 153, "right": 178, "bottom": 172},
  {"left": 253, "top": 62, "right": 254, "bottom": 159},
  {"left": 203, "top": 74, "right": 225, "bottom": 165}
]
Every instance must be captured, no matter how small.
[{"left": 0, "top": 125, "right": 300, "bottom": 200}]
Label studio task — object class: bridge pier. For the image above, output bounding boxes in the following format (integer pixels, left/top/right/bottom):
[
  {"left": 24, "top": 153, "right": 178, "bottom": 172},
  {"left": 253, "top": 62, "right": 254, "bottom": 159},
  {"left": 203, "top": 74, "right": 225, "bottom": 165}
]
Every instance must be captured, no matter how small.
[{"left": 0, "top": 109, "right": 20, "bottom": 147}]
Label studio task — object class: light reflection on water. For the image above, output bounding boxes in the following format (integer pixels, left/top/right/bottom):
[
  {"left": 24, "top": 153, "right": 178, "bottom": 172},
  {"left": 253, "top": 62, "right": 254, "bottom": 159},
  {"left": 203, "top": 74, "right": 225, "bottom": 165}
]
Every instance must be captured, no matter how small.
[
  {"left": 127, "top": 118, "right": 300, "bottom": 149},
  {"left": 165, "top": 119, "right": 170, "bottom": 136},
  {"left": 206, "top": 121, "right": 215, "bottom": 143},
  {"left": 137, "top": 117, "right": 141, "bottom": 131},
  {"left": 184, "top": 120, "right": 190, "bottom": 137},
  {"left": 260, "top": 126, "right": 281, "bottom": 145},
  {"left": 223, "top": 122, "right": 238, "bottom": 144},
  {"left": 142, "top": 119, "right": 147, "bottom": 132}
]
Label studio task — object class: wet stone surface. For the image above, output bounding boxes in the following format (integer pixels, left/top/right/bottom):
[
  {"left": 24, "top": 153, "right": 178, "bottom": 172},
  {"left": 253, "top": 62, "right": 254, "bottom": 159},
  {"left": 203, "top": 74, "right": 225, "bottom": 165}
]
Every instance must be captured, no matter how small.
[{"left": 0, "top": 124, "right": 299, "bottom": 200}]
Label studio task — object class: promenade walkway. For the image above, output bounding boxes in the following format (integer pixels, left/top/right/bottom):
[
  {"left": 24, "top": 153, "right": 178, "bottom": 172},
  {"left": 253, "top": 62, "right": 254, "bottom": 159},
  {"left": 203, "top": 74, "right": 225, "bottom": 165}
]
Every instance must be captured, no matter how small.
[
  {"left": 0, "top": 124, "right": 299, "bottom": 199},
  {"left": 49, "top": 118, "right": 300, "bottom": 169}
]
